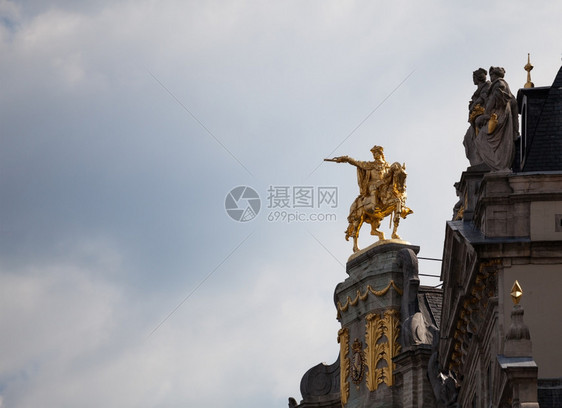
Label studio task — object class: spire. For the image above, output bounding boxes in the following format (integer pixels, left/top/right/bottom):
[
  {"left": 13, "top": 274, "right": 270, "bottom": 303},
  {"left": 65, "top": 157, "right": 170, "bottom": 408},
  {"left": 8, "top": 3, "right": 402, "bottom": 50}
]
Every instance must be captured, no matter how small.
[
  {"left": 524, "top": 53, "right": 534, "bottom": 88},
  {"left": 511, "top": 280, "right": 523, "bottom": 304},
  {"left": 505, "top": 280, "right": 532, "bottom": 357},
  {"left": 499, "top": 280, "right": 540, "bottom": 408}
]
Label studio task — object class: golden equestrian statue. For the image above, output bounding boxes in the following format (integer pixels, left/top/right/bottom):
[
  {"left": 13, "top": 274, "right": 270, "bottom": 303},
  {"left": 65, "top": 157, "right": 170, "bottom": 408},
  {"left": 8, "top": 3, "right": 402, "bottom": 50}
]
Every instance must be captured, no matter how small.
[{"left": 325, "top": 145, "right": 413, "bottom": 253}]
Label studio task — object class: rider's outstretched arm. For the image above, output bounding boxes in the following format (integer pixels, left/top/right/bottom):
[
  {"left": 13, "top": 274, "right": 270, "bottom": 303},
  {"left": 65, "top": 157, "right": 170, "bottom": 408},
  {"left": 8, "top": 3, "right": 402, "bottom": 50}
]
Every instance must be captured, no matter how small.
[
  {"left": 346, "top": 157, "right": 360, "bottom": 166},
  {"left": 326, "top": 156, "right": 363, "bottom": 168}
]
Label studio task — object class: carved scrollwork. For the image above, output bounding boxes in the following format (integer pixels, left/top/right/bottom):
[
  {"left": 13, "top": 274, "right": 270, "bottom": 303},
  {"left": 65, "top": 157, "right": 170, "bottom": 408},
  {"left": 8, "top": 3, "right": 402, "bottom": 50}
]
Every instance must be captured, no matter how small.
[
  {"left": 364, "top": 309, "right": 401, "bottom": 391},
  {"left": 448, "top": 260, "right": 499, "bottom": 373}
]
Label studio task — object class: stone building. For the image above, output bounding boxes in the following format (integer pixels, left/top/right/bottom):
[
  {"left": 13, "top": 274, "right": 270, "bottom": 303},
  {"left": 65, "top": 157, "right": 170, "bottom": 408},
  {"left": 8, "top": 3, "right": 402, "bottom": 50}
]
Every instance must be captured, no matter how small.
[
  {"left": 289, "top": 243, "right": 443, "bottom": 408},
  {"left": 289, "top": 62, "right": 562, "bottom": 407}
]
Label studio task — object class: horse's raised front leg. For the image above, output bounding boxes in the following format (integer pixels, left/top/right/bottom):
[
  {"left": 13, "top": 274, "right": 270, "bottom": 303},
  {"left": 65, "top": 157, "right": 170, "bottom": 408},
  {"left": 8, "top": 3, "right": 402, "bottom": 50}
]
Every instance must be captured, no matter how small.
[{"left": 345, "top": 223, "right": 353, "bottom": 241}]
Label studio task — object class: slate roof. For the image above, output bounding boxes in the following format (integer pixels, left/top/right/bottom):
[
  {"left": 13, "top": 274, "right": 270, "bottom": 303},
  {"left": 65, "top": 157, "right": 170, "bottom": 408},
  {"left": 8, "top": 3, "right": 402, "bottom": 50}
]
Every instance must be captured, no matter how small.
[
  {"left": 519, "top": 66, "right": 562, "bottom": 172},
  {"left": 538, "top": 378, "right": 562, "bottom": 408},
  {"left": 419, "top": 286, "right": 443, "bottom": 328}
]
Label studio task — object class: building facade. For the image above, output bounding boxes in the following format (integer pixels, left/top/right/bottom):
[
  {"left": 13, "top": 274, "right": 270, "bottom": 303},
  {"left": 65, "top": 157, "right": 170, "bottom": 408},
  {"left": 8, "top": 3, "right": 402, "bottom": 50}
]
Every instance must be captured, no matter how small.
[{"left": 290, "top": 63, "right": 562, "bottom": 408}]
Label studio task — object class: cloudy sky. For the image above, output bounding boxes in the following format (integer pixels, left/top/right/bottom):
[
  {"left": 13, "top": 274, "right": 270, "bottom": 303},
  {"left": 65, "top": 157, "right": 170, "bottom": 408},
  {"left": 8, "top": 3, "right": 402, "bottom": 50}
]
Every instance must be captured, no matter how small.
[{"left": 1, "top": 0, "right": 561, "bottom": 406}]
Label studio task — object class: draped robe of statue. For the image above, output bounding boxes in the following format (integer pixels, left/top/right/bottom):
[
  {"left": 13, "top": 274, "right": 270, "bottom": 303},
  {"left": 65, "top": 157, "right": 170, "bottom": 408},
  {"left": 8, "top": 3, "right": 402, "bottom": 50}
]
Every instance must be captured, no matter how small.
[
  {"left": 474, "top": 77, "right": 519, "bottom": 171},
  {"left": 463, "top": 80, "right": 490, "bottom": 166}
]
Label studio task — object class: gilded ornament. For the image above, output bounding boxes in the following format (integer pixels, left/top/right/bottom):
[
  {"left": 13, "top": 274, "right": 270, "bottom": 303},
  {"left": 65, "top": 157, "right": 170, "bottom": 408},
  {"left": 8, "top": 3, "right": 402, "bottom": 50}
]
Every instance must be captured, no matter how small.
[
  {"left": 524, "top": 53, "right": 534, "bottom": 88},
  {"left": 510, "top": 280, "right": 523, "bottom": 305},
  {"left": 338, "top": 328, "right": 350, "bottom": 406},
  {"left": 488, "top": 113, "right": 498, "bottom": 133},
  {"left": 364, "top": 309, "right": 401, "bottom": 391},
  {"left": 350, "top": 339, "right": 365, "bottom": 386}
]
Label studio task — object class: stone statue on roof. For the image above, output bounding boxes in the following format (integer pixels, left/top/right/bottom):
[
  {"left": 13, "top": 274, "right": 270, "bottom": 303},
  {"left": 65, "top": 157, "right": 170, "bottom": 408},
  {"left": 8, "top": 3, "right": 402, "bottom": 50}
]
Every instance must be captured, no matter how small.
[
  {"left": 463, "top": 66, "right": 519, "bottom": 171},
  {"left": 463, "top": 68, "right": 490, "bottom": 166}
]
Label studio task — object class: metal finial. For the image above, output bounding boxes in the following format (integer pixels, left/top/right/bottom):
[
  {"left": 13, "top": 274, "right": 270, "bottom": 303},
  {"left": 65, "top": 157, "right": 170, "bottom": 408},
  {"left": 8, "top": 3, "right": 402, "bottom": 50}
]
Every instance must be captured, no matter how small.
[
  {"left": 511, "top": 280, "right": 523, "bottom": 305},
  {"left": 524, "top": 53, "right": 534, "bottom": 88}
]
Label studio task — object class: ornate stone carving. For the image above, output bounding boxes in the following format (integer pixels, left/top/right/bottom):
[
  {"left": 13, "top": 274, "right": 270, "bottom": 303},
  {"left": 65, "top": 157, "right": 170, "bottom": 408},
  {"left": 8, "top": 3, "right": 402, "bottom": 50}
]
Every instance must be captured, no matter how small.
[
  {"left": 365, "top": 309, "right": 401, "bottom": 391},
  {"left": 298, "top": 357, "right": 341, "bottom": 402},
  {"left": 448, "top": 260, "right": 499, "bottom": 373},
  {"left": 350, "top": 339, "right": 365, "bottom": 386},
  {"left": 325, "top": 146, "right": 412, "bottom": 252},
  {"left": 336, "top": 280, "right": 402, "bottom": 313}
]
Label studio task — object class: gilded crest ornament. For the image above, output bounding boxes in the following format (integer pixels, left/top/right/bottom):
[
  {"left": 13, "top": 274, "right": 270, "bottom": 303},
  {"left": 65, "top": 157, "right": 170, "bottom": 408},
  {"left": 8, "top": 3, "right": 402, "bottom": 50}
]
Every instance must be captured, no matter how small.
[
  {"left": 350, "top": 339, "right": 365, "bottom": 386},
  {"left": 511, "top": 280, "right": 523, "bottom": 305}
]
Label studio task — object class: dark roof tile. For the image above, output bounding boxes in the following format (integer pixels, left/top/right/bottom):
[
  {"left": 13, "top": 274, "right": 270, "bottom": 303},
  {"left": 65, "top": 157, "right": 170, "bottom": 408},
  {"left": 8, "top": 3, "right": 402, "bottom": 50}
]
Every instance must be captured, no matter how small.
[
  {"left": 522, "top": 66, "right": 562, "bottom": 172},
  {"left": 419, "top": 286, "right": 443, "bottom": 328}
]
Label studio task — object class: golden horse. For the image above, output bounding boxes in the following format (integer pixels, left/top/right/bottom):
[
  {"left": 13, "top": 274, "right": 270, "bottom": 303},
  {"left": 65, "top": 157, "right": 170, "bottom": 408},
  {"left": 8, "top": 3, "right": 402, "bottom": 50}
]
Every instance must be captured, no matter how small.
[{"left": 345, "top": 162, "right": 413, "bottom": 253}]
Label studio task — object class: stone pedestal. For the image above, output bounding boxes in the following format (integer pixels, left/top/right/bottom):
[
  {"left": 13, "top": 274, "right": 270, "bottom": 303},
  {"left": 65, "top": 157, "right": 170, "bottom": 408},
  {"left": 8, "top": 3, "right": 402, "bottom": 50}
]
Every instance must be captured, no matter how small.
[
  {"left": 496, "top": 302, "right": 540, "bottom": 407},
  {"left": 497, "top": 356, "right": 539, "bottom": 408},
  {"left": 334, "top": 242, "right": 419, "bottom": 408},
  {"left": 454, "top": 165, "right": 489, "bottom": 222}
]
